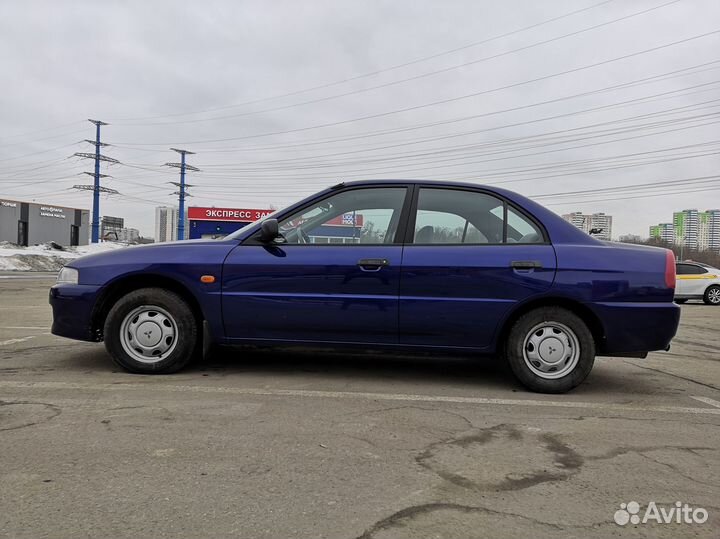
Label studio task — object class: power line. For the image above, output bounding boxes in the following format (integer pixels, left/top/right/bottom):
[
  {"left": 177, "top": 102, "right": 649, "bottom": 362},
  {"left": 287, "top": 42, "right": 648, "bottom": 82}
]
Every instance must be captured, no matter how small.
[
  {"left": 194, "top": 110, "right": 720, "bottom": 173},
  {"left": 0, "top": 126, "right": 86, "bottom": 147},
  {"left": 0, "top": 141, "right": 83, "bottom": 163},
  {"left": 138, "top": 60, "right": 720, "bottom": 157},
  {"left": 533, "top": 175, "right": 720, "bottom": 196},
  {"left": 111, "top": 29, "right": 720, "bottom": 146},
  {"left": 108, "top": 65, "right": 720, "bottom": 160},
  {"left": 182, "top": 148, "right": 720, "bottom": 194},
  {"left": 105, "top": 0, "right": 619, "bottom": 123},
  {"left": 544, "top": 185, "right": 719, "bottom": 206},
  {"left": 111, "top": 0, "right": 679, "bottom": 127},
  {"left": 185, "top": 128, "right": 720, "bottom": 182}
]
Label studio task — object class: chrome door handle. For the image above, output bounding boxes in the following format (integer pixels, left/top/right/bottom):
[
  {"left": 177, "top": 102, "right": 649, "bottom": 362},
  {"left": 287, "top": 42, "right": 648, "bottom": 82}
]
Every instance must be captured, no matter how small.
[
  {"left": 511, "top": 260, "right": 542, "bottom": 272},
  {"left": 357, "top": 258, "right": 389, "bottom": 271}
]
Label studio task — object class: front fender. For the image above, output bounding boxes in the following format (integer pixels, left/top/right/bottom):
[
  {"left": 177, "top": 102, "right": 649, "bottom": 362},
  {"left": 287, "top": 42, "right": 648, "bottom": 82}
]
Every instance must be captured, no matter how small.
[{"left": 71, "top": 241, "right": 236, "bottom": 340}]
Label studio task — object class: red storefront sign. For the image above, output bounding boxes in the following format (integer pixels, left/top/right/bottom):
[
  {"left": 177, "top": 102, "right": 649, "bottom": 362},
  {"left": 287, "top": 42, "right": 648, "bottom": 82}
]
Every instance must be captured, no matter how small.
[
  {"left": 187, "top": 207, "right": 274, "bottom": 222},
  {"left": 325, "top": 213, "right": 364, "bottom": 226}
]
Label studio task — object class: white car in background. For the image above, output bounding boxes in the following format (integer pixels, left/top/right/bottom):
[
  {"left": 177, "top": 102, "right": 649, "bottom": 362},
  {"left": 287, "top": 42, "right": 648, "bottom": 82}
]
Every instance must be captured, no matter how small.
[{"left": 675, "top": 261, "right": 720, "bottom": 305}]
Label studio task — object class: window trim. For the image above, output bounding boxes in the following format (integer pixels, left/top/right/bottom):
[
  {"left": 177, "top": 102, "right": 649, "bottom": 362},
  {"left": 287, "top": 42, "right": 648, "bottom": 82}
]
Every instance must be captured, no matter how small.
[
  {"left": 242, "top": 185, "right": 413, "bottom": 246},
  {"left": 404, "top": 185, "right": 550, "bottom": 246}
]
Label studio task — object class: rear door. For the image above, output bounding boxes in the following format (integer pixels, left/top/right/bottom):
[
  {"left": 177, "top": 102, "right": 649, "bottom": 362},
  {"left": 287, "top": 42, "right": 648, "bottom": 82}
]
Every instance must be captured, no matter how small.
[
  {"left": 676, "top": 263, "right": 709, "bottom": 297},
  {"left": 222, "top": 185, "right": 411, "bottom": 344},
  {"left": 399, "top": 186, "right": 556, "bottom": 349}
]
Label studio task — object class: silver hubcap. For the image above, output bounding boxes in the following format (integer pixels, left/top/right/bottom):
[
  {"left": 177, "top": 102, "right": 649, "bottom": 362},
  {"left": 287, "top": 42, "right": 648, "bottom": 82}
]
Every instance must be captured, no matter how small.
[
  {"left": 523, "top": 322, "right": 580, "bottom": 379},
  {"left": 119, "top": 305, "right": 178, "bottom": 364},
  {"left": 709, "top": 288, "right": 720, "bottom": 304}
]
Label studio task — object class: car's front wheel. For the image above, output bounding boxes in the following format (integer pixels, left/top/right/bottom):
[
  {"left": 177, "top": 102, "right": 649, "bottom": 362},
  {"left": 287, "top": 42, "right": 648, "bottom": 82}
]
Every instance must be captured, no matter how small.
[
  {"left": 505, "top": 307, "right": 595, "bottom": 393},
  {"left": 704, "top": 285, "right": 720, "bottom": 305},
  {"left": 104, "top": 288, "right": 198, "bottom": 373}
]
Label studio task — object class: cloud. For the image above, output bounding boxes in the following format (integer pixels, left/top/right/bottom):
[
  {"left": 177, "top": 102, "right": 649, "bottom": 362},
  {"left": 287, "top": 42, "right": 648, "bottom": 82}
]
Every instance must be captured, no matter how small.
[{"left": 1, "top": 0, "right": 719, "bottom": 238}]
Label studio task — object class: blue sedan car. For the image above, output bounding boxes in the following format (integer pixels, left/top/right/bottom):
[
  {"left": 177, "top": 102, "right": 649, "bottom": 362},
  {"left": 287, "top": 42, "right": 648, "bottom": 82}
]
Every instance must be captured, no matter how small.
[{"left": 50, "top": 180, "right": 680, "bottom": 393}]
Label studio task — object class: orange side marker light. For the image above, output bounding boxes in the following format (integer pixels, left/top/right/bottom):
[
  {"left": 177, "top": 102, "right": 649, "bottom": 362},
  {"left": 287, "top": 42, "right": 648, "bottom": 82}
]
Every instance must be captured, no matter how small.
[{"left": 200, "top": 275, "right": 216, "bottom": 283}]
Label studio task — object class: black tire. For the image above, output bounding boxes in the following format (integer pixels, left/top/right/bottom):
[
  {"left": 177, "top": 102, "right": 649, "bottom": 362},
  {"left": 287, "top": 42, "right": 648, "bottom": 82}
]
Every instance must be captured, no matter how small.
[
  {"left": 675, "top": 298, "right": 688, "bottom": 304},
  {"left": 505, "top": 307, "right": 595, "bottom": 393},
  {"left": 104, "top": 288, "right": 198, "bottom": 374},
  {"left": 704, "top": 285, "right": 720, "bottom": 306}
]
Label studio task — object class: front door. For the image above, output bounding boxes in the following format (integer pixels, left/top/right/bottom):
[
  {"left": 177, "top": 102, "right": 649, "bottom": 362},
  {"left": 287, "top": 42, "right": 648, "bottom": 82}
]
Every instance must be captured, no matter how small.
[
  {"left": 399, "top": 186, "right": 557, "bottom": 350},
  {"left": 222, "top": 186, "right": 410, "bottom": 344}
]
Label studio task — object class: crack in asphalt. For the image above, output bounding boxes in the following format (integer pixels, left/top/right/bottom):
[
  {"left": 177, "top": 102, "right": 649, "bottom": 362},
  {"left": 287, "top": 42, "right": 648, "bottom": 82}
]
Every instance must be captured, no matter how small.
[
  {"left": 0, "top": 400, "right": 62, "bottom": 431},
  {"left": 415, "top": 424, "right": 584, "bottom": 493},
  {"left": 345, "top": 404, "right": 474, "bottom": 430},
  {"left": 623, "top": 360, "right": 720, "bottom": 391},
  {"left": 356, "top": 429, "right": 718, "bottom": 538},
  {"left": 636, "top": 451, "right": 718, "bottom": 488},
  {"left": 671, "top": 338, "right": 720, "bottom": 353},
  {"left": 354, "top": 502, "right": 566, "bottom": 539},
  {"left": 351, "top": 500, "right": 633, "bottom": 539}
]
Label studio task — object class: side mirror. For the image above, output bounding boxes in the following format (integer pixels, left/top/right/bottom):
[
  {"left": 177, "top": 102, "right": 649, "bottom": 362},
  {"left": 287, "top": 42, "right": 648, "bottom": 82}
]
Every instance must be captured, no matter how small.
[{"left": 259, "top": 219, "right": 281, "bottom": 243}]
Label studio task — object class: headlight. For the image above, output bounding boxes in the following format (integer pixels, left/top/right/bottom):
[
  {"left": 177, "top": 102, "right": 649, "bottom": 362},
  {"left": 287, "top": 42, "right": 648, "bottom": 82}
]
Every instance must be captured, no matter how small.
[{"left": 56, "top": 267, "right": 79, "bottom": 285}]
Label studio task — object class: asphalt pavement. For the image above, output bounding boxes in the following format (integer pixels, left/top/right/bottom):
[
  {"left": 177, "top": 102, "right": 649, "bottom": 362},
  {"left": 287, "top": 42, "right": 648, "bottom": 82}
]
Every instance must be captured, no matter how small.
[{"left": 0, "top": 272, "right": 718, "bottom": 538}]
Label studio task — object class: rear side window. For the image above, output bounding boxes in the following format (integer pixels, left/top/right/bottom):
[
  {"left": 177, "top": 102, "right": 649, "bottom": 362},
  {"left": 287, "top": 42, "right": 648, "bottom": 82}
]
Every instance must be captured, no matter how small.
[
  {"left": 676, "top": 264, "right": 707, "bottom": 275},
  {"left": 506, "top": 206, "right": 544, "bottom": 244},
  {"left": 411, "top": 188, "right": 544, "bottom": 245}
]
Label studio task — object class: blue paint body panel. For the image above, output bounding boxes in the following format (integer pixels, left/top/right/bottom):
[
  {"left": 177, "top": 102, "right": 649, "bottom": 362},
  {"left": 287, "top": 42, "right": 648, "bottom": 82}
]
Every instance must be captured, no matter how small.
[
  {"left": 49, "top": 180, "right": 680, "bottom": 358},
  {"left": 399, "top": 244, "right": 557, "bottom": 349},
  {"left": 222, "top": 245, "right": 402, "bottom": 343}
]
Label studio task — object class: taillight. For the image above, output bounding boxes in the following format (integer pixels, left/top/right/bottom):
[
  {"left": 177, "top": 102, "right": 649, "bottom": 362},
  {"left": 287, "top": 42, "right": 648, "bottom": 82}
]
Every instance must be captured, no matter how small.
[{"left": 665, "top": 249, "right": 676, "bottom": 289}]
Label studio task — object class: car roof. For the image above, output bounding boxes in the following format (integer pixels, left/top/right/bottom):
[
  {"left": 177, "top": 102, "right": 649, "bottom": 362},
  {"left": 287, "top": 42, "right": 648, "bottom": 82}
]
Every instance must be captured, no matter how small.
[
  {"left": 678, "top": 261, "right": 719, "bottom": 270},
  {"left": 335, "top": 179, "right": 502, "bottom": 189}
]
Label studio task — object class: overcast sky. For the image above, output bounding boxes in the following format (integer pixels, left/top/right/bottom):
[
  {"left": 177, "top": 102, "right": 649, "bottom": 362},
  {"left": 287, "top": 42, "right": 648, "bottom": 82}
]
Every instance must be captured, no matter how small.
[{"left": 1, "top": 0, "right": 719, "bottom": 238}]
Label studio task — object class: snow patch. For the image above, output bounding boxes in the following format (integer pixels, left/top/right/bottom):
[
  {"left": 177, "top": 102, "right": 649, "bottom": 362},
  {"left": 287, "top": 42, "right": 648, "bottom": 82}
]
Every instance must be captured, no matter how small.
[{"left": 0, "top": 241, "right": 129, "bottom": 271}]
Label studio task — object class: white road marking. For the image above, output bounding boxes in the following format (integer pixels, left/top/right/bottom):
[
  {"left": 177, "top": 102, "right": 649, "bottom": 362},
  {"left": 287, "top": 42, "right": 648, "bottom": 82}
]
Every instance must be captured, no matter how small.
[
  {"left": 0, "top": 273, "right": 56, "bottom": 279},
  {"left": 0, "top": 336, "right": 37, "bottom": 346},
  {"left": 0, "top": 326, "right": 48, "bottom": 330},
  {"left": 690, "top": 396, "right": 720, "bottom": 409},
  {"left": 0, "top": 380, "right": 718, "bottom": 416},
  {"left": 0, "top": 333, "right": 50, "bottom": 346}
]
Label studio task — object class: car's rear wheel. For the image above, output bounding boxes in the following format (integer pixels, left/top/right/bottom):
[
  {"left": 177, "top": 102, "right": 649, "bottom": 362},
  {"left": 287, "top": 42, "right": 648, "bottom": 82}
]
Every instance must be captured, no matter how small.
[
  {"left": 674, "top": 298, "right": 687, "bottom": 304},
  {"left": 104, "top": 288, "right": 198, "bottom": 373},
  {"left": 704, "top": 285, "right": 720, "bottom": 305},
  {"left": 505, "top": 307, "right": 595, "bottom": 393}
]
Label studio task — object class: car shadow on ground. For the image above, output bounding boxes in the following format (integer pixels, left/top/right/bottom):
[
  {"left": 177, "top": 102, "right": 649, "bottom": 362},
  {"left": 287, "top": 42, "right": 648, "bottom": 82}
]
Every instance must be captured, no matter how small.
[
  {"left": 47, "top": 344, "right": 673, "bottom": 397},
  {"left": 195, "top": 346, "right": 515, "bottom": 387},
  {"left": 186, "top": 346, "right": 662, "bottom": 397}
]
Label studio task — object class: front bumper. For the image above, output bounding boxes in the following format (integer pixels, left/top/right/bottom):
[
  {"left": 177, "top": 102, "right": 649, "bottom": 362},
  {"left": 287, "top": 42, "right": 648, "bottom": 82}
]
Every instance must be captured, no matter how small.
[
  {"left": 49, "top": 284, "right": 103, "bottom": 342},
  {"left": 588, "top": 301, "right": 681, "bottom": 355}
]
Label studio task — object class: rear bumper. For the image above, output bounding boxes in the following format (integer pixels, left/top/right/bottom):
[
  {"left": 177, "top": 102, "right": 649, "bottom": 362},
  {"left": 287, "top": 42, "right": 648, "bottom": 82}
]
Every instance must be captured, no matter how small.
[
  {"left": 49, "top": 284, "right": 102, "bottom": 342},
  {"left": 588, "top": 301, "right": 680, "bottom": 355}
]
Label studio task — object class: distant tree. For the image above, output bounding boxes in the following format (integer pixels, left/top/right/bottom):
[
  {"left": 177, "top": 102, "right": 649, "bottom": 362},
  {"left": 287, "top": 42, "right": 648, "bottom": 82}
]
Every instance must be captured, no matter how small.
[
  {"left": 619, "top": 237, "right": 720, "bottom": 267},
  {"left": 619, "top": 234, "right": 643, "bottom": 244},
  {"left": 359, "top": 222, "right": 384, "bottom": 243}
]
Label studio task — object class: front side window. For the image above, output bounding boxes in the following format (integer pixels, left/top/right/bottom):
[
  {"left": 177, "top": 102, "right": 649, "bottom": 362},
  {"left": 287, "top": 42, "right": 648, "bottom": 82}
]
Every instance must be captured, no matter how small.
[
  {"left": 412, "top": 188, "right": 544, "bottom": 244},
  {"left": 277, "top": 187, "right": 407, "bottom": 245}
]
